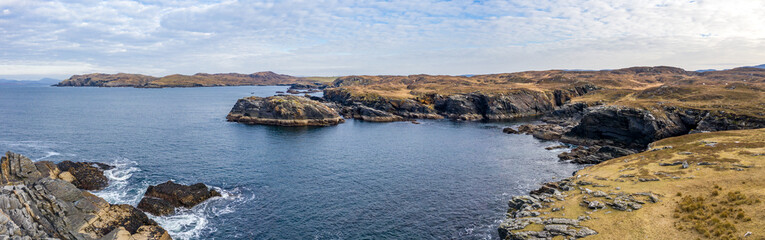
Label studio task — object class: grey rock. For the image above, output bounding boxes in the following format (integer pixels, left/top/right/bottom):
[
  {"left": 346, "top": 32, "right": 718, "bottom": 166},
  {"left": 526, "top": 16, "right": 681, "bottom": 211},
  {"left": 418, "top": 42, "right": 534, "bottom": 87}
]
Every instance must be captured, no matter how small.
[
  {"left": 588, "top": 201, "right": 605, "bottom": 209},
  {"left": 0, "top": 151, "right": 171, "bottom": 240}
]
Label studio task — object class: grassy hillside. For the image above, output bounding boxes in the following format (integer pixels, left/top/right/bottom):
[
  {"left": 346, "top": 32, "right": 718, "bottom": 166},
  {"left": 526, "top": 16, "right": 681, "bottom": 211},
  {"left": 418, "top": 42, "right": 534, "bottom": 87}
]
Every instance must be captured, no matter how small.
[{"left": 504, "top": 128, "right": 765, "bottom": 239}]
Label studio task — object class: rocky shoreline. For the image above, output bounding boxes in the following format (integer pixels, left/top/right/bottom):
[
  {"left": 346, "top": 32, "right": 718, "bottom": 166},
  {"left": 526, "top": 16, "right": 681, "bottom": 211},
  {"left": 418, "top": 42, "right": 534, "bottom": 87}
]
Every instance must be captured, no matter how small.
[
  {"left": 495, "top": 100, "right": 764, "bottom": 239},
  {"left": 0, "top": 151, "right": 222, "bottom": 240}
]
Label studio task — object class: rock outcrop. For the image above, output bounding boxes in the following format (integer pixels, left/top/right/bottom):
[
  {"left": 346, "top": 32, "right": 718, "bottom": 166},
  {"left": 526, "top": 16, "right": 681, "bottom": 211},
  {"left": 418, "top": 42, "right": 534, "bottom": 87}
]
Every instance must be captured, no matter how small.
[
  {"left": 137, "top": 181, "right": 221, "bottom": 216},
  {"left": 56, "top": 161, "right": 113, "bottom": 191},
  {"left": 323, "top": 85, "right": 597, "bottom": 122},
  {"left": 226, "top": 95, "right": 345, "bottom": 126},
  {"left": 518, "top": 102, "right": 765, "bottom": 164},
  {"left": 0, "top": 151, "right": 171, "bottom": 240}
]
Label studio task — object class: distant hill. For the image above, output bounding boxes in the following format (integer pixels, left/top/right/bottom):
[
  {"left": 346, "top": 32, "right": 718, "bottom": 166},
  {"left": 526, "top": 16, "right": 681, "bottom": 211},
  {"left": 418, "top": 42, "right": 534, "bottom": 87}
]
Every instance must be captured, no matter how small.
[
  {"left": 54, "top": 72, "right": 321, "bottom": 88},
  {"left": 750, "top": 64, "right": 765, "bottom": 69},
  {"left": 0, "top": 78, "right": 60, "bottom": 86}
]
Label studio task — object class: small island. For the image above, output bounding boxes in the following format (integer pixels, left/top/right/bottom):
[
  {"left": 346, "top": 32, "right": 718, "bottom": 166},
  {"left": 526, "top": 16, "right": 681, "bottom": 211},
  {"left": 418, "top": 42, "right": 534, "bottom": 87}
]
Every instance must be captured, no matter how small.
[{"left": 226, "top": 95, "right": 345, "bottom": 126}]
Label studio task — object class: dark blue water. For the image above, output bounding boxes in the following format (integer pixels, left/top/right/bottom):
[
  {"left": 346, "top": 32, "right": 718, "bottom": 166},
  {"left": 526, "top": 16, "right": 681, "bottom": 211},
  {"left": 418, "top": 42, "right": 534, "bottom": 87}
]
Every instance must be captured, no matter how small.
[{"left": 0, "top": 85, "right": 581, "bottom": 239}]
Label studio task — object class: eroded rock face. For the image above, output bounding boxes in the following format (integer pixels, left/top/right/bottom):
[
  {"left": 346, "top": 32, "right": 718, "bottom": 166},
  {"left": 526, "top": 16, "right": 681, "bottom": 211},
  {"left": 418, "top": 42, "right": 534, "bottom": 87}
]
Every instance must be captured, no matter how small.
[
  {"left": 0, "top": 151, "right": 171, "bottom": 240},
  {"left": 227, "top": 95, "right": 345, "bottom": 126},
  {"left": 137, "top": 181, "right": 221, "bottom": 216},
  {"left": 57, "top": 161, "right": 112, "bottom": 191},
  {"left": 323, "top": 85, "right": 596, "bottom": 122}
]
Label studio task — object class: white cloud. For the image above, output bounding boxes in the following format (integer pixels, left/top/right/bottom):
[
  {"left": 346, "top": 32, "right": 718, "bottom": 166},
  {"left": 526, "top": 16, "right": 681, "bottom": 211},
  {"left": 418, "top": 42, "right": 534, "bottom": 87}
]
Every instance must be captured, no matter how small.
[{"left": 1, "top": 0, "right": 765, "bottom": 79}]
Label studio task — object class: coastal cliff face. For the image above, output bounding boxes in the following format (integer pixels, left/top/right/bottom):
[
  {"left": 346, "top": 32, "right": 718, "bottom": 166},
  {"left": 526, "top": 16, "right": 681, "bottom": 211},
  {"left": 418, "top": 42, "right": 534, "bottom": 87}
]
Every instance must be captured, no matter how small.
[
  {"left": 561, "top": 105, "right": 765, "bottom": 151},
  {"left": 323, "top": 85, "right": 597, "bottom": 122},
  {"left": 0, "top": 151, "right": 171, "bottom": 240},
  {"left": 226, "top": 95, "right": 345, "bottom": 126}
]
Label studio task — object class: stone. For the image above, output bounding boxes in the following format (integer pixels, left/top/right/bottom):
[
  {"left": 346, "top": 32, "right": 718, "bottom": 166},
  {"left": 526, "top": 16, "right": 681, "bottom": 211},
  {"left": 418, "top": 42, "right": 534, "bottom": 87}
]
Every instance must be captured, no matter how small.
[
  {"left": 544, "top": 224, "right": 577, "bottom": 236},
  {"left": 588, "top": 201, "right": 605, "bottom": 209},
  {"left": 58, "top": 171, "right": 76, "bottom": 183},
  {"left": 137, "top": 198, "right": 175, "bottom": 216},
  {"left": 681, "top": 161, "right": 689, "bottom": 169},
  {"left": 138, "top": 180, "right": 221, "bottom": 216},
  {"left": 502, "top": 127, "right": 518, "bottom": 134},
  {"left": 226, "top": 95, "right": 345, "bottom": 126},
  {"left": 639, "top": 178, "right": 660, "bottom": 182},
  {"left": 56, "top": 161, "right": 111, "bottom": 191}
]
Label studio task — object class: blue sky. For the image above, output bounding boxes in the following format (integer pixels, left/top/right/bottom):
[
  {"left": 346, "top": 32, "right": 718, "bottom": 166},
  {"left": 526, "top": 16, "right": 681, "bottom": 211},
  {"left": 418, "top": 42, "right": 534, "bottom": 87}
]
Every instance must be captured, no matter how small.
[{"left": 1, "top": 0, "right": 764, "bottom": 79}]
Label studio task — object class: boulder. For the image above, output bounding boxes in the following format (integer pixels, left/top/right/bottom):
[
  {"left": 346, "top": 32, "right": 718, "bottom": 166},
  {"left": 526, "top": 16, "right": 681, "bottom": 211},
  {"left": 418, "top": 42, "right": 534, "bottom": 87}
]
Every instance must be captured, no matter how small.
[
  {"left": 226, "top": 95, "right": 345, "bottom": 126},
  {"left": 57, "top": 160, "right": 112, "bottom": 191},
  {"left": 502, "top": 127, "right": 519, "bottom": 134},
  {"left": 138, "top": 181, "right": 221, "bottom": 216}
]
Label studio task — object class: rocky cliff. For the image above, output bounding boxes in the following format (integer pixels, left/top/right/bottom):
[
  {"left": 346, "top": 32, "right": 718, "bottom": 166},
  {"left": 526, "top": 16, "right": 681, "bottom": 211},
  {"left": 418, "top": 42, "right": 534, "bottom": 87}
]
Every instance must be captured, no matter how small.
[
  {"left": 322, "top": 85, "right": 597, "bottom": 122},
  {"left": 0, "top": 151, "right": 171, "bottom": 240},
  {"left": 226, "top": 95, "right": 345, "bottom": 126}
]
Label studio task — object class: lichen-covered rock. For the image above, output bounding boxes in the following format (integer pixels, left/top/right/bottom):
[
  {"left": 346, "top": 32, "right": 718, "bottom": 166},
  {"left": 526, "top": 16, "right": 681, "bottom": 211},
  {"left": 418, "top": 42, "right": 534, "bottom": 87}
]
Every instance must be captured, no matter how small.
[
  {"left": 137, "top": 181, "right": 221, "bottom": 216},
  {"left": 226, "top": 95, "right": 345, "bottom": 126},
  {"left": 57, "top": 160, "right": 112, "bottom": 191},
  {"left": 0, "top": 151, "right": 170, "bottom": 240}
]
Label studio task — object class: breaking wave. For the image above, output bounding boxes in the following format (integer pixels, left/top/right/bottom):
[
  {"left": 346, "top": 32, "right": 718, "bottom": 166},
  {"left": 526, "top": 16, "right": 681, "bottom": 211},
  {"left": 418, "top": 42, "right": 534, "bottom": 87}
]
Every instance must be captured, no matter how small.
[{"left": 93, "top": 156, "right": 254, "bottom": 240}]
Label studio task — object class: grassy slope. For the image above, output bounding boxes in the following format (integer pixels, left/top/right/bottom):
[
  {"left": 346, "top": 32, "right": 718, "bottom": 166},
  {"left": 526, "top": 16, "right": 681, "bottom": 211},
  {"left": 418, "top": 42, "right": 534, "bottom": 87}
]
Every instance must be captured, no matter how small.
[{"left": 516, "top": 129, "right": 765, "bottom": 239}]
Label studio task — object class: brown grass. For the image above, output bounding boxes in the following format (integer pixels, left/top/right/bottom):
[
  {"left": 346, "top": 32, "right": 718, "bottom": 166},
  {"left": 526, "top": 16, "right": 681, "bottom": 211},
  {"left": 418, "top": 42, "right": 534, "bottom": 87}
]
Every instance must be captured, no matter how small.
[{"left": 509, "top": 128, "right": 765, "bottom": 239}]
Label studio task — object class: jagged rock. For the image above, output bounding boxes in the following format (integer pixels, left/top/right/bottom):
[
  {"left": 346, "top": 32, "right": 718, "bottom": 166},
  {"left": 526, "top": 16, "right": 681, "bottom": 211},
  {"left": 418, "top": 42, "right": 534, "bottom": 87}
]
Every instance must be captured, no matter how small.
[
  {"left": 0, "top": 151, "right": 170, "bottom": 240},
  {"left": 559, "top": 145, "right": 635, "bottom": 164},
  {"left": 136, "top": 198, "right": 175, "bottom": 216},
  {"left": 137, "top": 181, "right": 221, "bottom": 216},
  {"left": 544, "top": 224, "right": 577, "bottom": 236},
  {"left": 545, "top": 145, "right": 567, "bottom": 150},
  {"left": 226, "top": 95, "right": 345, "bottom": 126},
  {"left": 502, "top": 127, "right": 519, "bottom": 134},
  {"left": 346, "top": 105, "right": 405, "bottom": 122},
  {"left": 561, "top": 105, "right": 691, "bottom": 150},
  {"left": 57, "top": 161, "right": 112, "bottom": 191}
]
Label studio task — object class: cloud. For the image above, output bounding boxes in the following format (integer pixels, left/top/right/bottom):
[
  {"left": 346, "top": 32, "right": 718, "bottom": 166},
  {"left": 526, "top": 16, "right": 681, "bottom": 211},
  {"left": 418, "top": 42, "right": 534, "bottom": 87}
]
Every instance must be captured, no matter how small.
[{"left": 1, "top": 0, "right": 764, "bottom": 79}]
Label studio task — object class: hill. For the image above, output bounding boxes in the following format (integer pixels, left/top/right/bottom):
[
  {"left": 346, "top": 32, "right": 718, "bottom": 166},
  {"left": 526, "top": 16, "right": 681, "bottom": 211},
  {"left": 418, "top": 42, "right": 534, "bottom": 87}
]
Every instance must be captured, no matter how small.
[{"left": 54, "top": 71, "right": 321, "bottom": 88}]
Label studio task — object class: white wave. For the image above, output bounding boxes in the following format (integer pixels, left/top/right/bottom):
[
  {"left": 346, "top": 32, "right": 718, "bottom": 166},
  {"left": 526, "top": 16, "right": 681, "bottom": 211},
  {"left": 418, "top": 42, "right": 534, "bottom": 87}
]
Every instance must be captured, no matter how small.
[
  {"left": 93, "top": 157, "right": 145, "bottom": 205},
  {"left": 153, "top": 207, "right": 211, "bottom": 240},
  {"left": 89, "top": 156, "right": 255, "bottom": 240},
  {"left": 151, "top": 186, "right": 255, "bottom": 240},
  {"left": 35, "top": 151, "right": 61, "bottom": 161}
]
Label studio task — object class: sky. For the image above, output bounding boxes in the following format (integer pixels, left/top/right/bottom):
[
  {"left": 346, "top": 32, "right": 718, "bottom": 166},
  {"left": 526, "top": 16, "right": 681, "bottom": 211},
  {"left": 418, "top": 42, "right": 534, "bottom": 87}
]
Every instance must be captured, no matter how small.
[{"left": 1, "top": 0, "right": 765, "bottom": 80}]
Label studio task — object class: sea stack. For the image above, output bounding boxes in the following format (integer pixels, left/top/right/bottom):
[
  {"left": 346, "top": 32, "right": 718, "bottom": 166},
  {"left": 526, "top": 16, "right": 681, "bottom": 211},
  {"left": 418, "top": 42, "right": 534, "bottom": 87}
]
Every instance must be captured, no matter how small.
[{"left": 226, "top": 95, "right": 345, "bottom": 126}]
